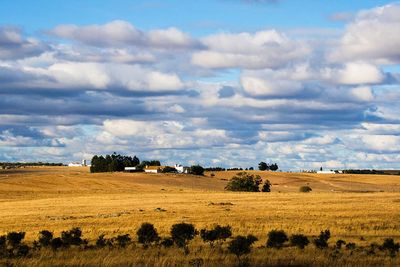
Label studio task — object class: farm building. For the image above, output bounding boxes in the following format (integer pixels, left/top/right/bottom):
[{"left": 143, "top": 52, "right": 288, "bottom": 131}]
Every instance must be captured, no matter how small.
[
  {"left": 68, "top": 159, "right": 87, "bottom": 167},
  {"left": 124, "top": 167, "right": 139, "bottom": 172},
  {"left": 68, "top": 162, "right": 82, "bottom": 167},
  {"left": 144, "top": 166, "right": 164, "bottom": 173},
  {"left": 174, "top": 164, "right": 190, "bottom": 174},
  {"left": 317, "top": 170, "right": 336, "bottom": 174}
]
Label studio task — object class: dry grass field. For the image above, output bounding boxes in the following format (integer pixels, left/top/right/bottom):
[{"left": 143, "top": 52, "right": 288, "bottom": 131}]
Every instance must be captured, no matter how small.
[{"left": 0, "top": 167, "right": 400, "bottom": 266}]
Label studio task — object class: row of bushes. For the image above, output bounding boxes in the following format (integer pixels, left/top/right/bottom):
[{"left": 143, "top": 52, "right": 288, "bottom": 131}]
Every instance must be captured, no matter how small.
[{"left": 1, "top": 224, "right": 399, "bottom": 262}]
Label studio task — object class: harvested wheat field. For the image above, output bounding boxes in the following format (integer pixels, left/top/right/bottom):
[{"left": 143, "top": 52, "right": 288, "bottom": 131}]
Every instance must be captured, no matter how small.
[{"left": 0, "top": 167, "right": 400, "bottom": 266}]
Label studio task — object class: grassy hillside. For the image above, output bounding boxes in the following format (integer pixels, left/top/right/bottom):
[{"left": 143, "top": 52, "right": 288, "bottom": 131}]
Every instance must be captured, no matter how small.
[{"left": 1, "top": 167, "right": 400, "bottom": 196}]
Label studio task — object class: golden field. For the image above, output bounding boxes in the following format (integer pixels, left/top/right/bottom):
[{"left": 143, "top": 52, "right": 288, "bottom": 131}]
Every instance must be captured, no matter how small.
[{"left": 0, "top": 167, "right": 400, "bottom": 266}]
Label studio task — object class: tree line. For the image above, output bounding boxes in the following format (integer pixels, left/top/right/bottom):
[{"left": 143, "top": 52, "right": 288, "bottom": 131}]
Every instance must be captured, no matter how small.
[
  {"left": 1, "top": 162, "right": 64, "bottom": 169},
  {"left": 90, "top": 153, "right": 141, "bottom": 173}
]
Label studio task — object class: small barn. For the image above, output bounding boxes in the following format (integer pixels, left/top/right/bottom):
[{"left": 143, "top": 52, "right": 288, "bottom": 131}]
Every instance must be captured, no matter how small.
[
  {"left": 317, "top": 170, "right": 336, "bottom": 174},
  {"left": 144, "top": 166, "right": 164, "bottom": 173},
  {"left": 124, "top": 167, "right": 140, "bottom": 172},
  {"left": 68, "top": 162, "right": 83, "bottom": 167}
]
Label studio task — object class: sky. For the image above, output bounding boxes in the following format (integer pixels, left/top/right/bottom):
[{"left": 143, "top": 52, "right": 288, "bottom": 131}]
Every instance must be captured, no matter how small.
[{"left": 1, "top": 0, "right": 400, "bottom": 170}]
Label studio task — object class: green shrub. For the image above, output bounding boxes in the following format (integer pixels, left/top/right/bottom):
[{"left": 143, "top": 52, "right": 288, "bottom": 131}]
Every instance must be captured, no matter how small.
[
  {"left": 299, "top": 186, "right": 312, "bottom": 192},
  {"left": 160, "top": 237, "right": 174, "bottom": 248},
  {"left": 0, "top": 235, "right": 6, "bottom": 251},
  {"left": 50, "top": 237, "right": 63, "bottom": 251},
  {"left": 228, "top": 235, "right": 258, "bottom": 262},
  {"left": 335, "top": 239, "right": 346, "bottom": 249},
  {"left": 200, "top": 225, "right": 232, "bottom": 247},
  {"left": 7, "top": 232, "right": 25, "bottom": 248},
  {"left": 16, "top": 244, "right": 30, "bottom": 257},
  {"left": 95, "top": 234, "right": 113, "bottom": 248},
  {"left": 345, "top": 242, "right": 356, "bottom": 250},
  {"left": 266, "top": 230, "right": 288, "bottom": 249},
  {"left": 114, "top": 234, "right": 131, "bottom": 248},
  {"left": 290, "top": 234, "right": 309, "bottom": 249},
  {"left": 313, "top": 230, "right": 330, "bottom": 249},
  {"left": 380, "top": 238, "right": 399, "bottom": 256},
  {"left": 171, "top": 223, "right": 197, "bottom": 254},
  {"left": 38, "top": 230, "right": 53, "bottom": 248},
  {"left": 61, "top": 228, "right": 84, "bottom": 247},
  {"left": 137, "top": 223, "right": 160, "bottom": 248},
  {"left": 261, "top": 180, "right": 272, "bottom": 192}
]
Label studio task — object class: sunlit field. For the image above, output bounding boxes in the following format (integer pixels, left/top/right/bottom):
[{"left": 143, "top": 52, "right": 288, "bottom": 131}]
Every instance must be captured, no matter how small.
[{"left": 1, "top": 167, "right": 399, "bottom": 266}]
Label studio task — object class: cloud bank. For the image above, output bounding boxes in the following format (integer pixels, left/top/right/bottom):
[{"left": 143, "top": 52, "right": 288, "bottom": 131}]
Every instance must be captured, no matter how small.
[{"left": 1, "top": 3, "right": 400, "bottom": 170}]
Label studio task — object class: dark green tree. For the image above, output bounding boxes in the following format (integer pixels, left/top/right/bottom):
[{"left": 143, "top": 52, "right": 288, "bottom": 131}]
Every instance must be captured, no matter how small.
[
  {"left": 258, "top": 162, "right": 268, "bottom": 171},
  {"left": 269, "top": 163, "right": 279, "bottom": 171},
  {"left": 190, "top": 165, "right": 204, "bottom": 175},
  {"left": 225, "top": 172, "right": 262, "bottom": 192},
  {"left": 90, "top": 154, "right": 141, "bottom": 173}
]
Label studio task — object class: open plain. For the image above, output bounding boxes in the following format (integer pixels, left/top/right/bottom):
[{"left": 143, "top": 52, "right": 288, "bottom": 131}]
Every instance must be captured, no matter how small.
[{"left": 0, "top": 167, "right": 400, "bottom": 266}]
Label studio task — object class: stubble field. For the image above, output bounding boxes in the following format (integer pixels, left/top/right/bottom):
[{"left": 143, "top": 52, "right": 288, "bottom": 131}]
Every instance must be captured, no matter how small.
[{"left": 0, "top": 167, "right": 399, "bottom": 266}]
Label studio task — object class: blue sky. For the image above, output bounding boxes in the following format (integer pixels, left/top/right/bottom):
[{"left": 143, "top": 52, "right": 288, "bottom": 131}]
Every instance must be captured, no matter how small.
[
  {"left": 0, "top": 0, "right": 391, "bottom": 34},
  {"left": 1, "top": 0, "right": 400, "bottom": 170}
]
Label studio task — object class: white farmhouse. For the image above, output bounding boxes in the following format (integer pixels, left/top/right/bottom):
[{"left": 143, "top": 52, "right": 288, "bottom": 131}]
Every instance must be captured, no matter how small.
[
  {"left": 68, "top": 162, "right": 83, "bottom": 167},
  {"left": 68, "top": 159, "right": 87, "bottom": 167},
  {"left": 317, "top": 170, "right": 336, "bottom": 174},
  {"left": 144, "top": 166, "right": 163, "bottom": 173},
  {"left": 124, "top": 166, "right": 139, "bottom": 172},
  {"left": 174, "top": 164, "right": 190, "bottom": 174}
]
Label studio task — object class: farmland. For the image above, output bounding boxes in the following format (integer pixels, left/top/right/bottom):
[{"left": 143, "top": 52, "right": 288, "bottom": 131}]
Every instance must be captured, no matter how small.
[{"left": 0, "top": 167, "right": 400, "bottom": 266}]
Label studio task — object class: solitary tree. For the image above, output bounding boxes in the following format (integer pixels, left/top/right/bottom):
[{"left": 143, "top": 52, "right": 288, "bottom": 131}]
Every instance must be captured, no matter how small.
[
  {"left": 225, "top": 172, "right": 262, "bottom": 192},
  {"left": 258, "top": 162, "right": 268, "bottom": 171}
]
